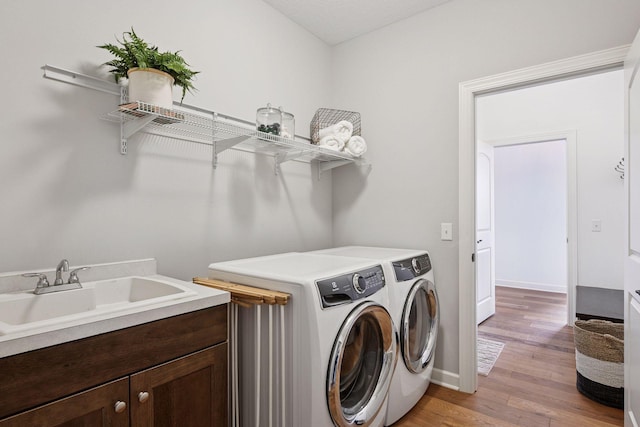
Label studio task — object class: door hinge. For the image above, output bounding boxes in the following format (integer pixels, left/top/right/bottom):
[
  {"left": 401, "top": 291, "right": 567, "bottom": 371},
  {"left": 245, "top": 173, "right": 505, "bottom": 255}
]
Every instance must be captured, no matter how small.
[{"left": 471, "top": 253, "right": 475, "bottom": 262}]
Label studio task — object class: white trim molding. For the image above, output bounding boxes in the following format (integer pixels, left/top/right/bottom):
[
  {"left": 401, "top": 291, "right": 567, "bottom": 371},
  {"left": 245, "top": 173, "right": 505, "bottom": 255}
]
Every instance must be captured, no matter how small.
[
  {"left": 430, "top": 368, "right": 460, "bottom": 391},
  {"left": 458, "top": 45, "right": 629, "bottom": 394},
  {"left": 495, "top": 280, "right": 568, "bottom": 294}
]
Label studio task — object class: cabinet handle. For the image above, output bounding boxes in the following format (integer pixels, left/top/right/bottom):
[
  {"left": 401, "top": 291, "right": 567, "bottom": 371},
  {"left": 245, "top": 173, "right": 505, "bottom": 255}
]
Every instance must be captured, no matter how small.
[
  {"left": 114, "top": 400, "right": 127, "bottom": 413},
  {"left": 138, "top": 391, "right": 150, "bottom": 403}
]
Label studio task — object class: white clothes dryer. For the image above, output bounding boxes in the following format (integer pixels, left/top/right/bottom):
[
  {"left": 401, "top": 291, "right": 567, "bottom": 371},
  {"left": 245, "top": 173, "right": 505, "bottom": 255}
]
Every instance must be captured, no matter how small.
[
  {"left": 309, "top": 247, "right": 439, "bottom": 426},
  {"left": 208, "top": 252, "right": 398, "bottom": 427}
]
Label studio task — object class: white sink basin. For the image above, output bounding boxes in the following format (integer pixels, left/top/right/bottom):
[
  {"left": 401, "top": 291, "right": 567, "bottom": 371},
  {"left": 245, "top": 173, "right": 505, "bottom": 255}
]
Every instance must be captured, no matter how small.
[
  {"left": 92, "top": 276, "right": 194, "bottom": 306},
  {"left": 0, "top": 276, "right": 198, "bottom": 335},
  {"left": 0, "top": 288, "right": 95, "bottom": 325}
]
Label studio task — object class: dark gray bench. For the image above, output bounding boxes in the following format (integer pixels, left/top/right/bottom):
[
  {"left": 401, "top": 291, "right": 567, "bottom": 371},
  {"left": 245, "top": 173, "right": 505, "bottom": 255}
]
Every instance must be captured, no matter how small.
[{"left": 575, "top": 286, "right": 623, "bottom": 323}]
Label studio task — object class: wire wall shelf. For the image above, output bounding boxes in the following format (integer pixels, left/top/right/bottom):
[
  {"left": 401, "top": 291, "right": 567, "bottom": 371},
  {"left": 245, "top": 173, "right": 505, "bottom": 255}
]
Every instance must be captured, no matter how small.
[{"left": 42, "top": 64, "right": 368, "bottom": 178}]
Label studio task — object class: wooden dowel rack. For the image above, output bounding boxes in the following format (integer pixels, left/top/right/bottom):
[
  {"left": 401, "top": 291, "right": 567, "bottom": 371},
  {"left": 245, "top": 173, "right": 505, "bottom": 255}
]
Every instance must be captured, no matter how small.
[{"left": 193, "top": 277, "right": 291, "bottom": 306}]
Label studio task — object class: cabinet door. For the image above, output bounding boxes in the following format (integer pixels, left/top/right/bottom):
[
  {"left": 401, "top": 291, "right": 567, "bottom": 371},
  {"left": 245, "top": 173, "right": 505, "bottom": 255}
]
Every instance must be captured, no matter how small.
[
  {"left": 0, "top": 378, "right": 129, "bottom": 427},
  {"left": 130, "top": 344, "right": 227, "bottom": 427},
  {"left": 629, "top": 298, "right": 640, "bottom": 426}
]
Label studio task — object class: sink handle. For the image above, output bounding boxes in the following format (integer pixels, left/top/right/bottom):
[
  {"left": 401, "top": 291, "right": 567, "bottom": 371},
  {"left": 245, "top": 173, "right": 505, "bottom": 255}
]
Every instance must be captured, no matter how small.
[
  {"left": 22, "top": 273, "right": 50, "bottom": 288},
  {"left": 68, "top": 267, "right": 90, "bottom": 284}
]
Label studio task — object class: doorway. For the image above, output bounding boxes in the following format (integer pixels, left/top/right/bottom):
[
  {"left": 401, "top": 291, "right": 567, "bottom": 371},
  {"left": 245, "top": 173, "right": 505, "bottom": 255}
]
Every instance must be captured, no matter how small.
[
  {"left": 475, "top": 135, "right": 572, "bottom": 397},
  {"left": 458, "top": 46, "right": 628, "bottom": 394},
  {"left": 493, "top": 140, "right": 568, "bottom": 297},
  {"left": 476, "top": 137, "right": 570, "bottom": 326}
]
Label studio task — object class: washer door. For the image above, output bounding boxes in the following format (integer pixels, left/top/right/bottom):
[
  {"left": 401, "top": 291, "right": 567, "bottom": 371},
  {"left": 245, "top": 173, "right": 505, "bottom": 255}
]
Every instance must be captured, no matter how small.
[
  {"left": 327, "top": 301, "right": 397, "bottom": 427},
  {"left": 401, "top": 279, "right": 439, "bottom": 373}
]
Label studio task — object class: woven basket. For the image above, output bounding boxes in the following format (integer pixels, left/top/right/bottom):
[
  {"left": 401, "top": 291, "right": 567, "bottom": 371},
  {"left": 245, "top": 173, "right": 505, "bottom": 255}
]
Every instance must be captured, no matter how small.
[
  {"left": 310, "top": 108, "right": 361, "bottom": 145},
  {"left": 573, "top": 319, "right": 624, "bottom": 408}
]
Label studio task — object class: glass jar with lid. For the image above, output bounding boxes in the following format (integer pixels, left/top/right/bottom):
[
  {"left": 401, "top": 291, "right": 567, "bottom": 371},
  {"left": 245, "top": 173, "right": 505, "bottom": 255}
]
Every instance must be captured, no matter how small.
[
  {"left": 256, "top": 103, "right": 282, "bottom": 136},
  {"left": 279, "top": 107, "right": 295, "bottom": 139}
]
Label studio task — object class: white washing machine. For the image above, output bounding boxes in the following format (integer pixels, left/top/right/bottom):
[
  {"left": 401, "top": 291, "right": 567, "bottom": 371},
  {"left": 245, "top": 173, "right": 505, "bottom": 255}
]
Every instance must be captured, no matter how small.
[
  {"left": 208, "top": 252, "right": 398, "bottom": 427},
  {"left": 309, "top": 246, "right": 440, "bottom": 426}
]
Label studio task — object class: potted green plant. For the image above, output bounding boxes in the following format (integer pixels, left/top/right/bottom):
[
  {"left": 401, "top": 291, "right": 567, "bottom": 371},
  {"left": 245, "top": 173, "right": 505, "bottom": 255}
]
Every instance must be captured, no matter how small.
[{"left": 98, "top": 28, "right": 199, "bottom": 108}]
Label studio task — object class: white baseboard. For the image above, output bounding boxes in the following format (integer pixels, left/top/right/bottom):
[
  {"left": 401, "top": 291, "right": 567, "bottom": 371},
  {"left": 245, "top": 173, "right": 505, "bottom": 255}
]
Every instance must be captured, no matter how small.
[
  {"left": 430, "top": 368, "right": 461, "bottom": 391},
  {"left": 496, "top": 279, "right": 567, "bottom": 294}
]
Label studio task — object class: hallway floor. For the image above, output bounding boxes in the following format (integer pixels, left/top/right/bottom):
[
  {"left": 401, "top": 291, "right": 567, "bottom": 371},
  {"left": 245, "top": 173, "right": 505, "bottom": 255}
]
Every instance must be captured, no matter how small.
[{"left": 394, "top": 286, "right": 624, "bottom": 426}]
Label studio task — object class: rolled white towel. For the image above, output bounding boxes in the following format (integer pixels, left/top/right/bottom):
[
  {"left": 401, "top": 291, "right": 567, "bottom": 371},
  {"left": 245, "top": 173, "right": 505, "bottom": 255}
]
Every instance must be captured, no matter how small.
[
  {"left": 318, "top": 120, "right": 353, "bottom": 143},
  {"left": 319, "top": 134, "right": 346, "bottom": 151},
  {"left": 344, "top": 135, "right": 367, "bottom": 157}
]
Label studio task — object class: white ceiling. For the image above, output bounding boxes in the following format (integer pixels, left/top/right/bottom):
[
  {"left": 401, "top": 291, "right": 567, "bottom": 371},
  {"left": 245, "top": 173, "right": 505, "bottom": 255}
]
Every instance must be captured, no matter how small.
[{"left": 263, "top": 0, "right": 451, "bottom": 45}]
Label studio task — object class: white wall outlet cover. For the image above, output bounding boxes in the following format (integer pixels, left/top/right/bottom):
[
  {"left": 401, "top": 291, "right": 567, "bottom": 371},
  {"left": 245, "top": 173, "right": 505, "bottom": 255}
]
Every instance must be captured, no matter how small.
[
  {"left": 592, "top": 220, "right": 602, "bottom": 232},
  {"left": 441, "top": 223, "right": 453, "bottom": 241}
]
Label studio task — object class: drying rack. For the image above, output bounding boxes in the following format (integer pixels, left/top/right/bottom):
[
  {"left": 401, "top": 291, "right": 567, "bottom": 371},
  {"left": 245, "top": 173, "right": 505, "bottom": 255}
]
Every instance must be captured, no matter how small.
[{"left": 193, "top": 278, "right": 290, "bottom": 427}]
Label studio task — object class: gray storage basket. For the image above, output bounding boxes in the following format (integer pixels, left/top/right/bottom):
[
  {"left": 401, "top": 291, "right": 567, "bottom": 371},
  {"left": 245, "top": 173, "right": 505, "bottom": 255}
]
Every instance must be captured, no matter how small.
[
  {"left": 573, "top": 319, "right": 624, "bottom": 408},
  {"left": 310, "top": 108, "right": 361, "bottom": 145}
]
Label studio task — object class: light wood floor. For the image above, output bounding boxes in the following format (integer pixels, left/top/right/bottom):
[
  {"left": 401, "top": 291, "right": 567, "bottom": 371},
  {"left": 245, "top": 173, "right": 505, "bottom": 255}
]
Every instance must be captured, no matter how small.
[{"left": 394, "top": 286, "right": 624, "bottom": 426}]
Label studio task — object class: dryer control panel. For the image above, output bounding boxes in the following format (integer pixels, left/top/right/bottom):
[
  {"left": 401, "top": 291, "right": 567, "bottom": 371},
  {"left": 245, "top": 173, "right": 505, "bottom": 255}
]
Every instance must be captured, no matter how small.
[
  {"left": 316, "top": 265, "right": 385, "bottom": 308},
  {"left": 393, "top": 253, "right": 432, "bottom": 281}
]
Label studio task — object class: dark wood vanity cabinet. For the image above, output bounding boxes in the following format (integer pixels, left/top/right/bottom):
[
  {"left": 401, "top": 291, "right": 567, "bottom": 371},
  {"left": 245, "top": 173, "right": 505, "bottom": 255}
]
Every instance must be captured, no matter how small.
[{"left": 0, "top": 305, "right": 228, "bottom": 427}]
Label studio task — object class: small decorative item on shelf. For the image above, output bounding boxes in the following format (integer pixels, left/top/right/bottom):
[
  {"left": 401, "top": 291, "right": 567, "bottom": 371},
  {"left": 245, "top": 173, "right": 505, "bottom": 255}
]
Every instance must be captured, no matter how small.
[
  {"left": 98, "top": 27, "right": 199, "bottom": 108},
  {"left": 256, "top": 103, "right": 282, "bottom": 136},
  {"left": 310, "top": 108, "right": 367, "bottom": 157},
  {"left": 280, "top": 107, "right": 295, "bottom": 139}
]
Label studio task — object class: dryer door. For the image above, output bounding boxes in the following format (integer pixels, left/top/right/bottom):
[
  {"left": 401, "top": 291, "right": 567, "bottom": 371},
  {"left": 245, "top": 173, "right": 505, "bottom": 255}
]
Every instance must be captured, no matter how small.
[
  {"left": 401, "top": 279, "right": 440, "bottom": 373},
  {"left": 327, "top": 301, "right": 397, "bottom": 427}
]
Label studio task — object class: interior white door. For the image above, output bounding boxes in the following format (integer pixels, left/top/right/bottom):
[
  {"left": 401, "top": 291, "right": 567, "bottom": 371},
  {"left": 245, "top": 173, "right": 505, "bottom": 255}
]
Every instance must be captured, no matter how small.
[
  {"left": 625, "top": 29, "right": 640, "bottom": 427},
  {"left": 476, "top": 140, "right": 496, "bottom": 324}
]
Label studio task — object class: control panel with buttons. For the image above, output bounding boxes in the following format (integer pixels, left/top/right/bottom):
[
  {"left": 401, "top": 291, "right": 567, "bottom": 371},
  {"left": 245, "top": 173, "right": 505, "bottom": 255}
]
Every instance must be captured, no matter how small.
[
  {"left": 316, "top": 265, "right": 385, "bottom": 308},
  {"left": 392, "top": 253, "right": 432, "bottom": 282}
]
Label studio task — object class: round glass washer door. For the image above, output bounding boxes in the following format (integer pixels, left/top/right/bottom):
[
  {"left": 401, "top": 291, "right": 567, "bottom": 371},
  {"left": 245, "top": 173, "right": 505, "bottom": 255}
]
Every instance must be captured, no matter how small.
[
  {"left": 327, "top": 301, "right": 397, "bottom": 427},
  {"left": 401, "top": 279, "right": 439, "bottom": 374}
]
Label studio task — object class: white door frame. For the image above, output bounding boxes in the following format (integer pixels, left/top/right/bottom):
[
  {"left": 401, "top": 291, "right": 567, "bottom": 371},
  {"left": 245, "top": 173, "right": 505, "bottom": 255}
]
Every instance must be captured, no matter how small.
[
  {"left": 481, "top": 132, "right": 577, "bottom": 326},
  {"left": 624, "top": 30, "right": 640, "bottom": 426},
  {"left": 458, "top": 45, "right": 629, "bottom": 394}
]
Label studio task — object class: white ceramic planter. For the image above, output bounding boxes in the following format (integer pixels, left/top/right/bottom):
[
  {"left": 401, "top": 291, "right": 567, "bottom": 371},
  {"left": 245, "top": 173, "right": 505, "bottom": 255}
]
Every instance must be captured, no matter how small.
[{"left": 127, "top": 68, "right": 174, "bottom": 109}]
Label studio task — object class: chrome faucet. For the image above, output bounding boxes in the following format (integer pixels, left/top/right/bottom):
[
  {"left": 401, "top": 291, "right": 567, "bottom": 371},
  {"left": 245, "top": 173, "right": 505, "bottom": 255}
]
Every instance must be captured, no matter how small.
[
  {"left": 23, "top": 259, "right": 89, "bottom": 295},
  {"left": 54, "top": 259, "right": 69, "bottom": 285}
]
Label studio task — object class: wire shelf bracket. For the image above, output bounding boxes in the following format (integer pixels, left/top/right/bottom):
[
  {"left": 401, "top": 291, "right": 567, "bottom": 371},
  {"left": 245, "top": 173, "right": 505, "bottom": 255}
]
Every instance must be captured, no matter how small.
[
  {"left": 42, "top": 64, "right": 120, "bottom": 96},
  {"left": 318, "top": 159, "right": 353, "bottom": 178},
  {"left": 212, "top": 135, "right": 252, "bottom": 169},
  {"left": 217, "top": 135, "right": 252, "bottom": 153},
  {"left": 275, "top": 150, "right": 313, "bottom": 175},
  {"left": 318, "top": 160, "right": 372, "bottom": 180},
  {"left": 122, "top": 113, "right": 159, "bottom": 138}
]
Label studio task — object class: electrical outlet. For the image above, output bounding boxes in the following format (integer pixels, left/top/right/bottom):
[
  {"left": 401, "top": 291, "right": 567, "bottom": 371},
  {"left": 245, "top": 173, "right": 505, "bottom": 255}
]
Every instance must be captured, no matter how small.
[
  {"left": 592, "top": 220, "right": 602, "bottom": 232},
  {"left": 441, "top": 223, "right": 453, "bottom": 241}
]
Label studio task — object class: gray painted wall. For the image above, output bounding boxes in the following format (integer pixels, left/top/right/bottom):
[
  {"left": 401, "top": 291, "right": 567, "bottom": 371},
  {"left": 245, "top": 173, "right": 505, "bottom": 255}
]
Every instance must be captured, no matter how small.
[
  {"left": 0, "top": 0, "right": 334, "bottom": 281},
  {"left": 329, "top": 0, "right": 640, "bottom": 377}
]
